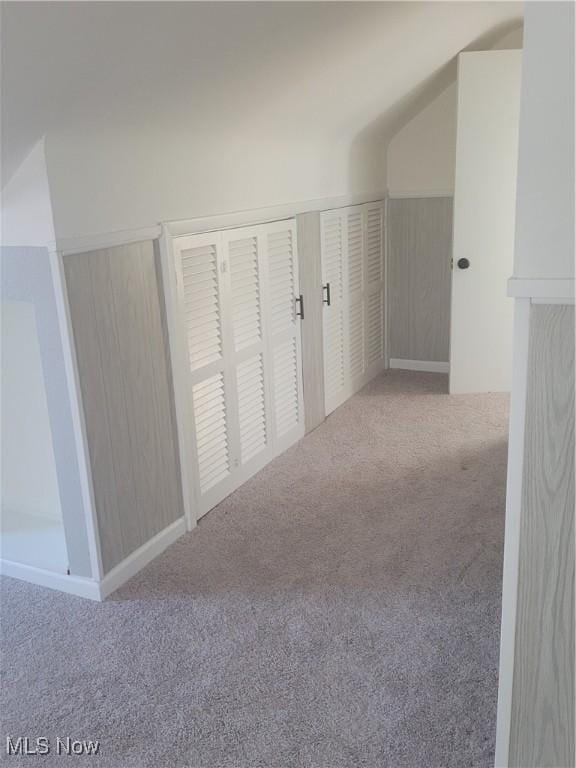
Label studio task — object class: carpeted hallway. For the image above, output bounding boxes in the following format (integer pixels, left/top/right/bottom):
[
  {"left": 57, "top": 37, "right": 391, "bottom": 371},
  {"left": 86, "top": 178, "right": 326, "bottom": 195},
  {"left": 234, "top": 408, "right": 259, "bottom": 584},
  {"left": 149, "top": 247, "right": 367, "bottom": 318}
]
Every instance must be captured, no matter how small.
[{"left": 1, "top": 371, "right": 509, "bottom": 768}]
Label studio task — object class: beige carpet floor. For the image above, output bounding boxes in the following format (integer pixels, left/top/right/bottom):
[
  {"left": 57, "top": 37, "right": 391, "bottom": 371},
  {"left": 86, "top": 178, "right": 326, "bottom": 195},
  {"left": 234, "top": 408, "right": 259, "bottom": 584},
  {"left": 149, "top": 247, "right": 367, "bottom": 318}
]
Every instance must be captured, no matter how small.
[{"left": 1, "top": 371, "right": 509, "bottom": 768}]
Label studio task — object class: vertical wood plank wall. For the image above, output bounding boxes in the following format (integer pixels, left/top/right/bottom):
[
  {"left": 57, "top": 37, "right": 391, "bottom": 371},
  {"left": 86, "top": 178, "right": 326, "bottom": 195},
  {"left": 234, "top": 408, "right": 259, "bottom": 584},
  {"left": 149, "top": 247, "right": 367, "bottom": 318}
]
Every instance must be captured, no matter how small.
[
  {"left": 63, "top": 240, "right": 185, "bottom": 573},
  {"left": 509, "top": 304, "right": 575, "bottom": 768},
  {"left": 388, "top": 197, "right": 453, "bottom": 363},
  {"left": 297, "top": 212, "right": 325, "bottom": 433}
]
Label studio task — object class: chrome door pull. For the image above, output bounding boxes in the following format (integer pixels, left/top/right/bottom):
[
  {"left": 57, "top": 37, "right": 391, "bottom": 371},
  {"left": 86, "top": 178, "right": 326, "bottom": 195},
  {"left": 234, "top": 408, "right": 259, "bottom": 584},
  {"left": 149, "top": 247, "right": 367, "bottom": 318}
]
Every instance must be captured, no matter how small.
[{"left": 296, "top": 294, "right": 304, "bottom": 320}]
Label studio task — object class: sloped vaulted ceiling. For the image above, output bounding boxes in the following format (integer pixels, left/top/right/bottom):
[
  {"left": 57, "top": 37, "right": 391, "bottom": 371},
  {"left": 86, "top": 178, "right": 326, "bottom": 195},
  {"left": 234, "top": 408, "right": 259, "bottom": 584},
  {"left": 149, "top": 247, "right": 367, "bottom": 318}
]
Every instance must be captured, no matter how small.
[{"left": 1, "top": 2, "right": 523, "bottom": 240}]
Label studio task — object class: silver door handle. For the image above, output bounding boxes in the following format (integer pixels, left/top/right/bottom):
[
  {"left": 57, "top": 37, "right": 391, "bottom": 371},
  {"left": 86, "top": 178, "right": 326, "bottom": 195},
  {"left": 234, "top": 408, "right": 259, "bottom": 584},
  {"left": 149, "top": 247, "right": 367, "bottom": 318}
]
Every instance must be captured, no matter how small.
[{"left": 295, "top": 294, "right": 304, "bottom": 320}]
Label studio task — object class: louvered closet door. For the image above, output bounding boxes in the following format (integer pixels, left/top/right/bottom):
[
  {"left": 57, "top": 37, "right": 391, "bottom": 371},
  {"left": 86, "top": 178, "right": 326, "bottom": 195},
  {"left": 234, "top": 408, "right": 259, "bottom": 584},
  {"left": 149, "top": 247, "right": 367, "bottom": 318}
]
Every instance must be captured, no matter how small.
[
  {"left": 221, "top": 227, "right": 272, "bottom": 476},
  {"left": 363, "top": 203, "right": 385, "bottom": 375},
  {"left": 262, "top": 219, "right": 305, "bottom": 453},
  {"left": 173, "top": 219, "right": 304, "bottom": 519},
  {"left": 320, "top": 210, "right": 347, "bottom": 414},
  {"left": 321, "top": 202, "right": 386, "bottom": 416},
  {"left": 173, "top": 232, "right": 237, "bottom": 515},
  {"left": 346, "top": 207, "right": 366, "bottom": 387}
]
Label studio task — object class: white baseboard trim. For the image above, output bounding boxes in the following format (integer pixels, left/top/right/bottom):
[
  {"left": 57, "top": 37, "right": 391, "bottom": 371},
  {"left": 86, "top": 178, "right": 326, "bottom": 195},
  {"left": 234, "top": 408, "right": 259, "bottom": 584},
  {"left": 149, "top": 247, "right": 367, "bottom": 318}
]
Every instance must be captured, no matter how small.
[
  {"left": 1, "top": 518, "right": 188, "bottom": 601},
  {"left": 0, "top": 559, "right": 101, "bottom": 601},
  {"left": 389, "top": 358, "right": 449, "bottom": 373},
  {"left": 98, "top": 517, "right": 186, "bottom": 599}
]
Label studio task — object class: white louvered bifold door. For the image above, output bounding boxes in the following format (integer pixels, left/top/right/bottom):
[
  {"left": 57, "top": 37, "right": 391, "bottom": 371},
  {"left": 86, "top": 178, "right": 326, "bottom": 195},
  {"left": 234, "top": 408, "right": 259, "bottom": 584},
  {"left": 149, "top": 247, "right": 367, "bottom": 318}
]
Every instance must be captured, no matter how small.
[
  {"left": 173, "top": 232, "right": 237, "bottom": 515},
  {"left": 173, "top": 219, "right": 304, "bottom": 519},
  {"left": 320, "top": 210, "right": 347, "bottom": 414},
  {"left": 346, "top": 207, "right": 367, "bottom": 387},
  {"left": 262, "top": 219, "right": 305, "bottom": 454},
  {"left": 363, "top": 203, "right": 385, "bottom": 376},
  {"left": 222, "top": 226, "right": 271, "bottom": 477},
  {"left": 321, "top": 201, "right": 386, "bottom": 416}
]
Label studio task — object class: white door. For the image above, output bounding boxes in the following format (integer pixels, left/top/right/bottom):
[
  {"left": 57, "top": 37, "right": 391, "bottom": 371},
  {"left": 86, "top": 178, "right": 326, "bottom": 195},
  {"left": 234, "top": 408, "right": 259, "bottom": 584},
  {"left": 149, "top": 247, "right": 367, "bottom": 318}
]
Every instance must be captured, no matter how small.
[
  {"left": 321, "top": 202, "right": 385, "bottom": 414},
  {"left": 321, "top": 209, "right": 347, "bottom": 413},
  {"left": 450, "top": 50, "right": 522, "bottom": 394},
  {"left": 173, "top": 219, "right": 305, "bottom": 518},
  {"left": 263, "top": 222, "right": 305, "bottom": 454},
  {"left": 364, "top": 204, "right": 386, "bottom": 376},
  {"left": 175, "top": 230, "right": 236, "bottom": 514}
]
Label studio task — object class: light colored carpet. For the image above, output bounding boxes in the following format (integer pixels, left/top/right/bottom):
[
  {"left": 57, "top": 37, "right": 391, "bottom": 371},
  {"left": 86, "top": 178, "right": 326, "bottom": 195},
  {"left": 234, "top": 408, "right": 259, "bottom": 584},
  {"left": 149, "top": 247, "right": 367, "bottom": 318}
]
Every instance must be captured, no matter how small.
[{"left": 1, "top": 371, "right": 509, "bottom": 768}]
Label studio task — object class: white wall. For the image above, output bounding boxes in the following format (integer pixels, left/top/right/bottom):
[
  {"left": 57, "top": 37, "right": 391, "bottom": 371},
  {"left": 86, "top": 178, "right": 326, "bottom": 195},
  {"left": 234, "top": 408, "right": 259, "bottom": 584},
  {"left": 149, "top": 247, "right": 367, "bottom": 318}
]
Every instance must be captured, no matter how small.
[
  {"left": 1, "top": 139, "right": 55, "bottom": 247},
  {"left": 387, "top": 84, "right": 458, "bottom": 195},
  {"left": 1, "top": 2, "right": 523, "bottom": 241},
  {"left": 1, "top": 301, "right": 62, "bottom": 521},
  {"left": 513, "top": 1, "right": 574, "bottom": 279},
  {"left": 49, "top": 130, "right": 383, "bottom": 239},
  {"left": 387, "top": 25, "right": 523, "bottom": 196}
]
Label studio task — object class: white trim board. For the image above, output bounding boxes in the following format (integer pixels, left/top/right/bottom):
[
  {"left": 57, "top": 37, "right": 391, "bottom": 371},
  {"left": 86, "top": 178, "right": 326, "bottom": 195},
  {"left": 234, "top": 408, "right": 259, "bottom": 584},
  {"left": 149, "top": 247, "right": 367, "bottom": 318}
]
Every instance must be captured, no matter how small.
[
  {"left": 387, "top": 190, "right": 453, "bottom": 199},
  {"left": 165, "top": 191, "right": 387, "bottom": 237},
  {"left": 494, "top": 297, "right": 531, "bottom": 767},
  {"left": 389, "top": 359, "right": 449, "bottom": 373},
  {"left": 507, "top": 277, "right": 575, "bottom": 299},
  {"left": 0, "top": 559, "right": 101, "bottom": 601},
  {"left": 531, "top": 297, "right": 575, "bottom": 305},
  {"left": 98, "top": 517, "right": 186, "bottom": 600}
]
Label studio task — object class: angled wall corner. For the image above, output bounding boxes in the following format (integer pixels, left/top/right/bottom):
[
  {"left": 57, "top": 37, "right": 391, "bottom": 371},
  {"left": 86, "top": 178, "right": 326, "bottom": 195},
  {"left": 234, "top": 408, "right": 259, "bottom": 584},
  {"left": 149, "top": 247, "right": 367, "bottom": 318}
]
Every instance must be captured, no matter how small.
[
  {"left": 0, "top": 246, "right": 94, "bottom": 579},
  {"left": 1, "top": 138, "right": 55, "bottom": 248},
  {"left": 0, "top": 140, "right": 97, "bottom": 586}
]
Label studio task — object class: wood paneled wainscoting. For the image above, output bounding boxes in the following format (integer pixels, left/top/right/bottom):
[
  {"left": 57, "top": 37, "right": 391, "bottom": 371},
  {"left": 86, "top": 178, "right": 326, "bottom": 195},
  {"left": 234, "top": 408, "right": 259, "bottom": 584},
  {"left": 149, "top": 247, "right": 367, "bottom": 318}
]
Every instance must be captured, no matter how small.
[
  {"left": 387, "top": 196, "right": 453, "bottom": 374},
  {"left": 496, "top": 293, "right": 575, "bottom": 768},
  {"left": 63, "top": 241, "right": 186, "bottom": 585}
]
